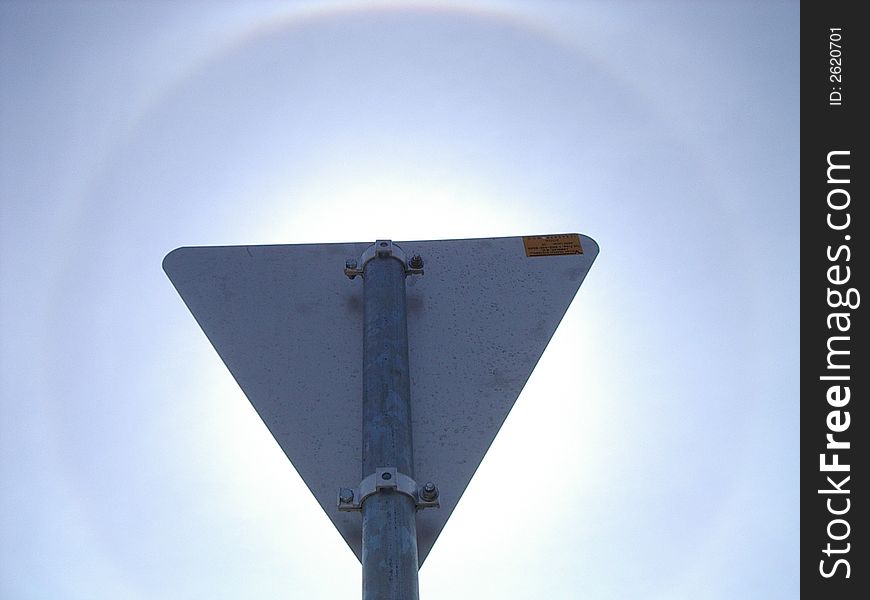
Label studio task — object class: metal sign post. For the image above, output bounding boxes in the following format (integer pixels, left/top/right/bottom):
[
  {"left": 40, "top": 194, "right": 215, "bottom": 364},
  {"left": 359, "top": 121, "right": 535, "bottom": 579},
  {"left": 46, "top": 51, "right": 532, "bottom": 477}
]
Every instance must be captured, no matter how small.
[{"left": 356, "top": 242, "right": 421, "bottom": 599}]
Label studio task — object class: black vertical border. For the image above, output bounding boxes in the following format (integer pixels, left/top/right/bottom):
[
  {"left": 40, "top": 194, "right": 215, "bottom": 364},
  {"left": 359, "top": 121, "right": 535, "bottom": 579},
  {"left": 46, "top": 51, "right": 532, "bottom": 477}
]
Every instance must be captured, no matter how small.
[{"left": 801, "top": 2, "right": 866, "bottom": 597}]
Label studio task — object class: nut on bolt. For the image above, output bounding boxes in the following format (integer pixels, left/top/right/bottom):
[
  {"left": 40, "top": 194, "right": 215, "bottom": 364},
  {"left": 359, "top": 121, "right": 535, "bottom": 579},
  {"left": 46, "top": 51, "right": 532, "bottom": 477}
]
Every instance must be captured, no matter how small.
[
  {"left": 409, "top": 254, "right": 424, "bottom": 270},
  {"left": 338, "top": 488, "right": 354, "bottom": 505},
  {"left": 344, "top": 258, "right": 360, "bottom": 279},
  {"left": 420, "top": 481, "right": 438, "bottom": 502}
]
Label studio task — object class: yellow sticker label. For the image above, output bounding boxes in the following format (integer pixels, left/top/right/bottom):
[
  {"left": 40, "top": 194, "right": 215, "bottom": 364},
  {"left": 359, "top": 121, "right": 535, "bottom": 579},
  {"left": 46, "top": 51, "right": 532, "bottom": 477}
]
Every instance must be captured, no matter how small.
[{"left": 523, "top": 234, "right": 583, "bottom": 257}]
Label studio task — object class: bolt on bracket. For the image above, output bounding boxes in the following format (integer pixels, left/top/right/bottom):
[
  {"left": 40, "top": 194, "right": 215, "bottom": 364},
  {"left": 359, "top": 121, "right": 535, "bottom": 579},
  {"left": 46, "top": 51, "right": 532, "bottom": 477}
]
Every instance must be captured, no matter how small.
[
  {"left": 345, "top": 240, "right": 424, "bottom": 279},
  {"left": 337, "top": 467, "right": 440, "bottom": 512}
]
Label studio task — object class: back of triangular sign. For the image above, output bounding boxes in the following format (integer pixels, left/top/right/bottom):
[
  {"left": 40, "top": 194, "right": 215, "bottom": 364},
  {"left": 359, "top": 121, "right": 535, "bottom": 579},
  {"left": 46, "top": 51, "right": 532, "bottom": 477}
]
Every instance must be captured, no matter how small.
[{"left": 163, "top": 234, "right": 598, "bottom": 564}]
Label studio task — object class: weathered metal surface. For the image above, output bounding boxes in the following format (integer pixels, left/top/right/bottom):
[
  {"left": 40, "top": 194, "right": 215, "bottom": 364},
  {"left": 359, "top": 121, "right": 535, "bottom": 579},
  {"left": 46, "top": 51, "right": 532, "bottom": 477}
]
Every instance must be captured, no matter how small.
[
  {"left": 360, "top": 255, "right": 418, "bottom": 599},
  {"left": 162, "top": 234, "right": 599, "bottom": 565}
]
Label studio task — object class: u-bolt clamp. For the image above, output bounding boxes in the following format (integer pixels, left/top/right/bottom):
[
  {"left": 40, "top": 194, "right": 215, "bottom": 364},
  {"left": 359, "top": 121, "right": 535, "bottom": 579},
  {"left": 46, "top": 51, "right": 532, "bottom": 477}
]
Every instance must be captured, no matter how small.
[
  {"left": 337, "top": 467, "right": 440, "bottom": 512},
  {"left": 344, "top": 240, "right": 424, "bottom": 279}
]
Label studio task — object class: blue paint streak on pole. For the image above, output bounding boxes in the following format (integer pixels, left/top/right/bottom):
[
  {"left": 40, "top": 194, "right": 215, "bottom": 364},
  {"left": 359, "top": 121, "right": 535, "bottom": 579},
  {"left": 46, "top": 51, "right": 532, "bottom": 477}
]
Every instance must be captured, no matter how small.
[{"left": 361, "top": 254, "right": 420, "bottom": 600}]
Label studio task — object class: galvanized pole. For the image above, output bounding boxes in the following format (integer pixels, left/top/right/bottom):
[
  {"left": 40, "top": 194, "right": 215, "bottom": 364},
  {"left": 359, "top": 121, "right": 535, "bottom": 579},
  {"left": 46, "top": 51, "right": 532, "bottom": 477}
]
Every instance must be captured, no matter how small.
[{"left": 361, "top": 250, "right": 420, "bottom": 600}]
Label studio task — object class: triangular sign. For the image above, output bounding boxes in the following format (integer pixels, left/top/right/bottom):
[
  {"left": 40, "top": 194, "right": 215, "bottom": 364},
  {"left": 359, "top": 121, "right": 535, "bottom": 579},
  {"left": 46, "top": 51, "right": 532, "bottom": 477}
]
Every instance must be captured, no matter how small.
[{"left": 163, "top": 234, "right": 598, "bottom": 565}]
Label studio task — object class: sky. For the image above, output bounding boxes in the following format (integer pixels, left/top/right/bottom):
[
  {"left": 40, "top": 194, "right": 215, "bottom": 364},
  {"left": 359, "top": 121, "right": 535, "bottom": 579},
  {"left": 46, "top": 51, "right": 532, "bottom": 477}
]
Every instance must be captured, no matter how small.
[{"left": 0, "top": 1, "right": 799, "bottom": 599}]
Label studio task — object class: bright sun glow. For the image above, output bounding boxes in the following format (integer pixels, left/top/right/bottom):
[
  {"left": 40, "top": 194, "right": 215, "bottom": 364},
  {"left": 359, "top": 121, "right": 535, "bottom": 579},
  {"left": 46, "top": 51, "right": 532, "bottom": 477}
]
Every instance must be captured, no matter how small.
[{"left": 245, "top": 152, "right": 534, "bottom": 245}]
